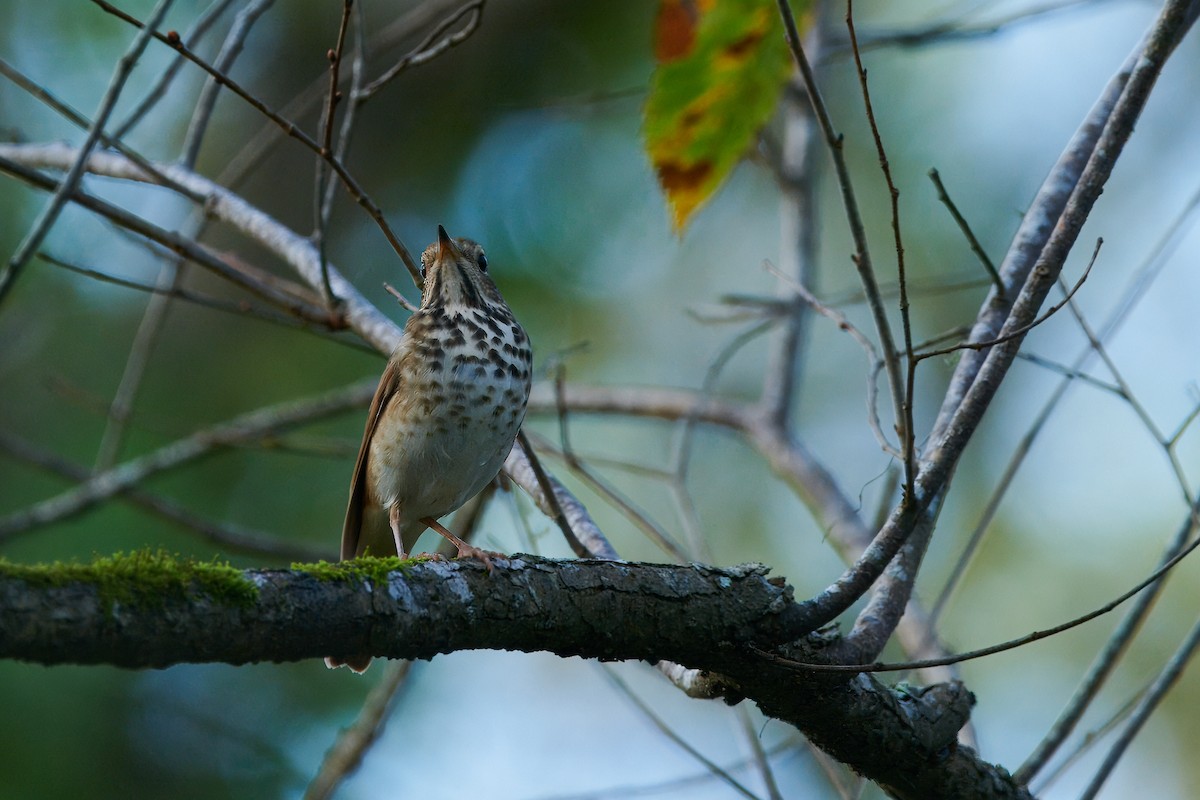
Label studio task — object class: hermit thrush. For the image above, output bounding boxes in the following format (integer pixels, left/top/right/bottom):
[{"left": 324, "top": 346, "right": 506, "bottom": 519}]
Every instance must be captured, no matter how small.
[{"left": 326, "top": 226, "right": 532, "bottom": 672}]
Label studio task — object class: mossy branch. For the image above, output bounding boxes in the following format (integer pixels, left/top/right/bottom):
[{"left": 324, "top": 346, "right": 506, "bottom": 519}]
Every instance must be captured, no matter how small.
[
  {"left": 0, "top": 552, "right": 807, "bottom": 668},
  {"left": 0, "top": 550, "right": 1032, "bottom": 799}
]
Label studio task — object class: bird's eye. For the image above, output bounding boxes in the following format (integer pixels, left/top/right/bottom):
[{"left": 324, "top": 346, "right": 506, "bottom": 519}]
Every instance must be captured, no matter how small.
[
  {"left": 477, "top": 253, "right": 488, "bottom": 272},
  {"left": 419, "top": 264, "right": 427, "bottom": 280}
]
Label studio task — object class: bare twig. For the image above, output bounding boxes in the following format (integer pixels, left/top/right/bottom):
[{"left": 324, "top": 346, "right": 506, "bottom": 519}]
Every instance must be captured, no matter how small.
[
  {"left": 760, "top": 68, "right": 821, "bottom": 431},
  {"left": 933, "top": 180, "right": 1200, "bottom": 631},
  {"left": 515, "top": 429, "right": 587, "bottom": 558},
  {"left": 217, "top": 0, "right": 476, "bottom": 190},
  {"left": 355, "top": 1, "right": 485, "bottom": 102},
  {"left": 529, "top": 428, "right": 688, "bottom": 562},
  {"left": 382, "top": 282, "right": 418, "bottom": 313},
  {"left": 0, "top": 378, "right": 377, "bottom": 541},
  {"left": 763, "top": 260, "right": 895, "bottom": 457},
  {"left": 97, "top": 0, "right": 278, "bottom": 472},
  {"left": 502, "top": 444, "right": 618, "bottom": 561},
  {"left": 840, "top": 0, "right": 1112, "bottom": 54},
  {"left": 312, "top": 0, "right": 356, "bottom": 308},
  {"left": 0, "top": 144, "right": 400, "bottom": 351},
  {"left": 599, "top": 666, "right": 763, "bottom": 800},
  {"left": 756, "top": 496, "right": 1200, "bottom": 674},
  {"left": 0, "top": 431, "right": 331, "bottom": 561},
  {"left": 180, "top": 0, "right": 276, "bottom": 165},
  {"left": 0, "top": 0, "right": 176, "bottom": 305},
  {"left": 0, "top": 57, "right": 203, "bottom": 202},
  {"left": 775, "top": 0, "right": 906, "bottom": 452},
  {"left": 37, "top": 251, "right": 371, "bottom": 352},
  {"left": 915, "top": 238, "right": 1101, "bottom": 361},
  {"left": 671, "top": 318, "right": 776, "bottom": 556},
  {"left": 0, "top": 153, "right": 339, "bottom": 328},
  {"left": 304, "top": 661, "right": 415, "bottom": 799},
  {"left": 112, "top": 0, "right": 238, "bottom": 138},
  {"left": 928, "top": 167, "right": 1004, "bottom": 296},
  {"left": 1079, "top": 612, "right": 1200, "bottom": 799},
  {"left": 1060, "top": 277, "right": 1195, "bottom": 506},
  {"left": 89, "top": 0, "right": 422, "bottom": 285},
  {"left": 1016, "top": 497, "right": 1200, "bottom": 784},
  {"left": 733, "top": 703, "right": 784, "bottom": 800},
  {"left": 846, "top": 0, "right": 916, "bottom": 495}
]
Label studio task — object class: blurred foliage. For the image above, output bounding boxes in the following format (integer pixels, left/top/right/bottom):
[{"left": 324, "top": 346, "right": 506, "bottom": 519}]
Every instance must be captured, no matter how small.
[{"left": 644, "top": 0, "right": 798, "bottom": 231}]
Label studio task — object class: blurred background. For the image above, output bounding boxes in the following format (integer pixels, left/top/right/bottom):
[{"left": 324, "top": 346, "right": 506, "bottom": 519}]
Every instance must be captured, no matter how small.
[{"left": 2, "top": 0, "right": 1200, "bottom": 797}]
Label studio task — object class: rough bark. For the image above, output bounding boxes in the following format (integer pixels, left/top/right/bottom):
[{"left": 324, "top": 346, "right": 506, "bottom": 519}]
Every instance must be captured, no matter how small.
[{"left": 0, "top": 554, "right": 1031, "bottom": 799}]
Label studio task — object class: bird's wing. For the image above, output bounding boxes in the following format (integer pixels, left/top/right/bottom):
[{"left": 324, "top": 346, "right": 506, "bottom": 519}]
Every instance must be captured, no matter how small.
[{"left": 340, "top": 355, "right": 402, "bottom": 560}]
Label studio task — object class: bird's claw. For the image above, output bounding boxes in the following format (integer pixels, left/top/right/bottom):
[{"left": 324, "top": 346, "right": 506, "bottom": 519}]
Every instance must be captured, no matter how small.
[{"left": 455, "top": 543, "right": 505, "bottom": 572}]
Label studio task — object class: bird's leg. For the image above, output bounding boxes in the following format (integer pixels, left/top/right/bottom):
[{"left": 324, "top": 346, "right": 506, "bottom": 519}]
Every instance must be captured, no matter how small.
[
  {"left": 389, "top": 504, "right": 409, "bottom": 559},
  {"left": 419, "top": 516, "right": 503, "bottom": 571}
]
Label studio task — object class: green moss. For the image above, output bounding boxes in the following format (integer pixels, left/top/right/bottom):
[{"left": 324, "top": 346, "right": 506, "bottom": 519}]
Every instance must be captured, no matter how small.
[
  {"left": 292, "top": 555, "right": 426, "bottom": 584},
  {"left": 0, "top": 550, "right": 258, "bottom": 611}
]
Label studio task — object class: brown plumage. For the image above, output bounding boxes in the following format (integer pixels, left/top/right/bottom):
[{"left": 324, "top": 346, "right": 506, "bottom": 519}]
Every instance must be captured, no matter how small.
[{"left": 326, "top": 226, "right": 531, "bottom": 672}]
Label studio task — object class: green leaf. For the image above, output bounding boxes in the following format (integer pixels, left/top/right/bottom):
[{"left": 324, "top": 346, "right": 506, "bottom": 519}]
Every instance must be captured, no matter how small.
[{"left": 644, "top": 0, "right": 805, "bottom": 233}]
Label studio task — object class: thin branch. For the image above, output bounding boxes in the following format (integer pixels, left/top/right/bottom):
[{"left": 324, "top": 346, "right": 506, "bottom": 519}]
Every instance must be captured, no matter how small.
[
  {"left": 37, "top": 252, "right": 372, "bottom": 351},
  {"left": 382, "top": 282, "right": 418, "bottom": 313},
  {"left": 763, "top": 260, "right": 895, "bottom": 457},
  {"left": 1029, "top": 688, "right": 1142, "bottom": 795},
  {"left": 775, "top": 0, "right": 906, "bottom": 450},
  {"left": 502, "top": 445, "right": 619, "bottom": 561},
  {"left": 355, "top": 0, "right": 485, "bottom": 102},
  {"left": 846, "top": 0, "right": 916, "bottom": 495},
  {"left": 839, "top": 0, "right": 1108, "bottom": 54},
  {"left": 928, "top": 167, "right": 1004, "bottom": 296},
  {"left": 216, "top": 0, "right": 478, "bottom": 191},
  {"left": 180, "top": 0, "right": 276, "bottom": 166},
  {"left": 1060, "top": 277, "right": 1195, "bottom": 507},
  {"left": 321, "top": 0, "right": 352, "bottom": 158},
  {"left": 758, "top": 496, "right": 1200, "bottom": 674},
  {"left": 912, "top": 6, "right": 1186, "bottom": 529},
  {"left": 112, "top": 0, "right": 238, "bottom": 138},
  {"left": 97, "top": 0, "right": 277, "bottom": 472},
  {"left": 0, "top": 153, "right": 339, "bottom": 328},
  {"left": 600, "top": 666, "right": 763, "bottom": 800},
  {"left": 304, "top": 661, "right": 414, "bottom": 800},
  {"left": 313, "top": 0, "right": 356, "bottom": 307},
  {"left": 0, "top": 0, "right": 177, "bottom": 305},
  {"left": 1079, "top": 612, "right": 1200, "bottom": 799},
  {"left": 515, "top": 429, "right": 588, "bottom": 558},
  {"left": 0, "top": 57, "right": 203, "bottom": 202},
  {"left": 1168, "top": 396, "right": 1200, "bottom": 447},
  {"left": 1015, "top": 498, "right": 1200, "bottom": 784},
  {"left": 924, "top": 1, "right": 1199, "bottom": 451},
  {"left": 916, "top": 237, "right": 1101, "bottom": 362},
  {"left": 527, "top": 737, "right": 805, "bottom": 800},
  {"left": 89, "top": 0, "right": 422, "bottom": 284},
  {"left": 760, "top": 69, "right": 821, "bottom": 431},
  {"left": 0, "top": 144, "right": 401, "bottom": 351},
  {"left": 0, "top": 378, "right": 377, "bottom": 542},
  {"left": 932, "top": 177, "right": 1200, "bottom": 631},
  {"left": 670, "top": 318, "right": 777, "bottom": 556},
  {"left": 529, "top": 428, "right": 689, "bottom": 563},
  {"left": 0, "top": 431, "right": 331, "bottom": 561},
  {"left": 733, "top": 703, "right": 784, "bottom": 800}
]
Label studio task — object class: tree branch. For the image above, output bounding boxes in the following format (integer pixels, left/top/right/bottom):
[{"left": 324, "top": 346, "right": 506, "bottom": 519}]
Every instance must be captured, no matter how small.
[
  {"left": 2, "top": 556, "right": 801, "bottom": 668},
  {"left": 0, "top": 552, "right": 1030, "bottom": 799}
]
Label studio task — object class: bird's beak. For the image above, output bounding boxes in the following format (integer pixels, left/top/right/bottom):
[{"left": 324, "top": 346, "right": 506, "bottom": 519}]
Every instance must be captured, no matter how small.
[{"left": 436, "top": 225, "right": 461, "bottom": 263}]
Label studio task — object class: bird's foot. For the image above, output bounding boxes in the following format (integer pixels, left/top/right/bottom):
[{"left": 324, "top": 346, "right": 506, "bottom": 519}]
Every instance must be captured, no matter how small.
[
  {"left": 418, "top": 516, "right": 505, "bottom": 572},
  {"left": 453, "top": 542, "right": 507, "bottom": 572}
]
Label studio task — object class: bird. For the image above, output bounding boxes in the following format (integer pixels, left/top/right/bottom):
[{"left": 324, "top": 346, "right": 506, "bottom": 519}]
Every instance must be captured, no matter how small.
[{"left": 326, "top": 225, "right": 532, "bottom": 672}]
